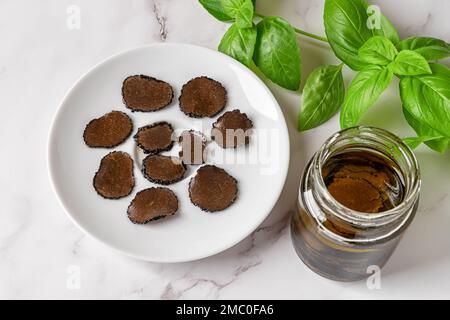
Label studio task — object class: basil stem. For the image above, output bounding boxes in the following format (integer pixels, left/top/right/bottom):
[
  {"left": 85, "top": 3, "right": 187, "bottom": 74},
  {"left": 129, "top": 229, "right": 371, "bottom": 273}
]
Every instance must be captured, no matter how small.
[{"left": 254, "top": 12, "right": 329, "bottom": 43}]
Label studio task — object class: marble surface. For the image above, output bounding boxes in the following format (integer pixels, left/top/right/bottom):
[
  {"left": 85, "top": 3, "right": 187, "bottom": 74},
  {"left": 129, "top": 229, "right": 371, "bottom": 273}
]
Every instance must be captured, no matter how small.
[{"left": 1, "top": 0, "right": 449, "bottom": 299}]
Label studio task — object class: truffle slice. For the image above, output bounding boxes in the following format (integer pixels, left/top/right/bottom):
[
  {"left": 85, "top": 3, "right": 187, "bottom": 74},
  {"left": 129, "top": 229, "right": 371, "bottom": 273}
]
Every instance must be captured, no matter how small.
[
  {"left": 134, "top": 122, "right": 174, "bottom": 154},
  {"left": 178, "top": 130, "right": 207, "bottom": 165},
  {"left": 83, "top": 111, "right": 133, "bottom": 148},
  {"left": 327, "top": 178, "right": 383, "bottom": 213},
  {"left": 127, "top": 187, "right": 178, "bottom": 224},
  {"left": 179, "top": 76, "right": 227, "bottom": 118},
  {"left": 93, "top": 151, "right": 135, "bottom": 199},
  {"left": 326, "top": 163, "right": 390, "bottom": 213},
  {"left": 122, "top": 75, "right": 173, "bottom": 112},
  {"left": 142, "top": 155, "right": 186, "bottom": 185},
  {"left": 189, "top": 165, "right": 238, "bottom": 212},
  {"left": 211, "top": 109, "right": 253, "bottom": 148}
]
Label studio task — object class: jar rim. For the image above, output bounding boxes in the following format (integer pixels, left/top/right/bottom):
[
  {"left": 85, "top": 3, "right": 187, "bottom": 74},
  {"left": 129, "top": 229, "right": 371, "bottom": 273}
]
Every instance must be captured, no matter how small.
[{"left": 313, "top": 126, "right": 421, "bottom": 227}]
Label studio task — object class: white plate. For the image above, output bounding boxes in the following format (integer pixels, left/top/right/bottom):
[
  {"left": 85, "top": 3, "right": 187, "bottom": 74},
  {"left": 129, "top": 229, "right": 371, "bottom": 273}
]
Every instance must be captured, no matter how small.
[{"left": 48, "top": 43, "right": 289, "bottom": 262}]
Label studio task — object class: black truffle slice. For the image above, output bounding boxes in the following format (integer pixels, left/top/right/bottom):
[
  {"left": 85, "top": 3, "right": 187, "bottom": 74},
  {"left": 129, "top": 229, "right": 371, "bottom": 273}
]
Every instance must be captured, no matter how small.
[
  {"left": 189, "top": 165, "right": 238, "bottom": 212},
  {"left": 122, "top": 75, "right": 173, "bottom": 112},
  {"left": 127, "top": 187, "right": 178, "bottom": 224},
  {"left": 83, "top": 111, "right": 133, "bottom": 148},
  {"left": 179, "top": 76, "right": 227, "bottom": 118},
  {"left": 142, "top": 155, "right": 186, "bottom": 185},
  {"left": 178, "top": 130, "right": 207, "bottom": 165},
  {"left": 134, "top": 122, "right": 174, "bottom": 154},
  {"left": 93, "top": 151, "right": 135, "bottom": 199},
  {"left": 211, "top": 109, "right": 253, "bottom": 148}
]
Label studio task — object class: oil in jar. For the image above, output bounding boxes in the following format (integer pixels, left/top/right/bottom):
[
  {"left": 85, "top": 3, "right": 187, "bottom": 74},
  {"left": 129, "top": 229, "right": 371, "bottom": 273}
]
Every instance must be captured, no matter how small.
[{"left": 322, "top": 150, "right": 405, "bottom": 214}]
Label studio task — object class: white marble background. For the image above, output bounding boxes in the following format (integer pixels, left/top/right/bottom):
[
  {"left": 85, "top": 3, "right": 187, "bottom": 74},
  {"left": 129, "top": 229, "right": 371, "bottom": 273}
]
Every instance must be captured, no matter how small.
[{"left": 1, "top": 0, "right": 449, "bottom": 299}]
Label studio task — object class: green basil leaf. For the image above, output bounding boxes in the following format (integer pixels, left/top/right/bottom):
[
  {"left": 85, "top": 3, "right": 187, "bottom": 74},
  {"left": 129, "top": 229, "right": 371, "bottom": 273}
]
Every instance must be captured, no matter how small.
[
  {"left": 253, "top": 16, "right": 301, "bottom": 91},
  {"left": 403, "top": 108, "right": 449, "bottom": 153},
  {"left": 298, "top": 64, "right": 345, "bottom": 131},
  {"left": 400, "top": 63, "right": 450, "bottom": 139},
  {"left": 221, "top": 0, "right": 254, "bottom": 28},
  {"left": 340, "top": 65, "right": 393, "bottom": 128},
  {"left": 403, "top": 137, "right": 422, "bottom": 150},
  {"left": 358, "top": 36, "right": 398, "bottom": 65},
  {"left": 199, "top": 0, "right": 233, "bottom": 21},
  {"left": 219, "top": 23, "right": 257, "bottom": 66},
  {"left": 235, "top": 0, "right": 254, "bottom": 28},
  {"left": 324, "top": 0, "right": 399, "bottom": 71},
  {"left": 397, "top": 37, "right": 450, "bottom": 61},
  {"left": 403, "top": 136, "right": 444, "bottom": 150},
  {"left": 391, "top": 50, "right": 432, "bottom": 76}
]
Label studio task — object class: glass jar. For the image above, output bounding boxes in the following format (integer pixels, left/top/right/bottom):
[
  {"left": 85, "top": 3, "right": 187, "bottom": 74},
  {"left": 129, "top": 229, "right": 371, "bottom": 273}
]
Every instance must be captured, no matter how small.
[{"left": 291, "top": 126, "right": 420, "bottom": 282}]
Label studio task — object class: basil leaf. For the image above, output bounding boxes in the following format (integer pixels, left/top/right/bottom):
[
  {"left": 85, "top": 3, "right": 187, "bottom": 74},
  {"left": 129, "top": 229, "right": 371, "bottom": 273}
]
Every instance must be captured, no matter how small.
[
  {"left": 199, "top": 0, "right": 233, "bottom": 21},
  {"left": 324, "top": 0, "right": 399, "bottom": 71},
  {"left": 403, "top": 136, "right": 444, "bottom": 150},
  {"left": 403, "top": 108, "right": 449, "bottom": 153},
  {"left": 397, "top": 37, "right": 450, "bottom": 61},
  {"left": 391, "top": 50, "right": 432, "bottom": 76},
  {"left": 298, "top": 64, "right": 345, "bottom": 131},
  {"left": 253, "top": 16, "right": 301, "bottom": 91},
  {"left": 340, "top": 65, "right": 393, "bottom": 128},
  {"left": 221, "top": 0, "right": 254, "bottom": 28},
  {"left": 400, "top": 64, "right": 450, "bottom": 139},
  {"left": 219, "top": 23, "right": 257, "bottom": 66},
  {"left": 358, "top": 36, "right": 398, "bottom": 65},
  {"left": 235, "top": 0, "right": 254, "bottom": 28}
]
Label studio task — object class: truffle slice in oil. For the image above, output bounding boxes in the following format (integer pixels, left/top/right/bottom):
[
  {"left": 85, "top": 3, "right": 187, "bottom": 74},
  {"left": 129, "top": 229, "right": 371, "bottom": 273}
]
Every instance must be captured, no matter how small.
[
  {"left": 122, "top": 75, "right": 173, "bottom": 112},
  {"left": 178, "top": 130, "right": 207, "bottom": 165},
  {"left": 134, "top": 122, "right": 174, "bottom": 154},
  {"left": 211, "top": 109, "right": 253, "bottom": 148},
  {"left": 127, "top": 187, "right": 178, "bottom": 224},
  {"left": 93, "top": 151, "right": 135, "bottom": 199},
  {"left": 179, "top": 76, "right": 227, "bottom": 118},
  {"left": 83, "top": 111, "right": 133, "bottom": 148},
  {"left": 142, "top": 155, "right": 186, "bottom": 185},
  {"left": 189, "top": 165, "right": 238, "bottom": 212}
]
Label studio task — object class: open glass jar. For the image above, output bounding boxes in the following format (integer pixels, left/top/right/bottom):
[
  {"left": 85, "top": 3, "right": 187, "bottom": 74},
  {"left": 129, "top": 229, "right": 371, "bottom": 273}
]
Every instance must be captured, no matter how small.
[{"left": 291, "top": 126, "right": 420, "bottom": 282}]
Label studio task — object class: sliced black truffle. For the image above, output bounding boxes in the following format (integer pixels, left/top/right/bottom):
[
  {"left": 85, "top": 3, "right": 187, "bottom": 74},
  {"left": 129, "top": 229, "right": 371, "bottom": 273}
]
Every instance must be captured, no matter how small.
[
  {"left": 211, "top": 109, "right": 253, "bottom": 148},
  {"left": 142, "top": 155, "right": 186, "bottom": 185},
  {"left": 179, "top": 76, "right": 227, "bottom": 118},
  {"left": 178, "top": 130, "right": 207, "bottom": 165},
  {"left": 93, "top": 151, "right": 135, "bottom": 199},
  {"left": 83, "top": 111, "right": 133, "bottom": 148},
  {"left": 134, "top": 122, "right": 174, "bottom": 154},
  {"left": 189, "top": 165, "right": 238, "bottom": 212},
  {"left": 122, "top": 75, "right": 173, "bottom": 112},
  {"left": 127, "top": 187, "right": 178, "bottom": 224}
]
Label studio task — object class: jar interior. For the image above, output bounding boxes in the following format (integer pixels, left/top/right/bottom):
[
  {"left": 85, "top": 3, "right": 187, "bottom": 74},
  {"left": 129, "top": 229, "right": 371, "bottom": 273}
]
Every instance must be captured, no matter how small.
[{"left": 322, "top": 148, "right": 405, "bottom": 213}]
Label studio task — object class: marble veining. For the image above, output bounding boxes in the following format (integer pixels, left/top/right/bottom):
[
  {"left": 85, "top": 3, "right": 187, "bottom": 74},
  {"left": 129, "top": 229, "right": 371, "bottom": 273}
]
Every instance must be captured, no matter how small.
[{"left": 152, "top": 0, "right": 168, "bottom": 41}]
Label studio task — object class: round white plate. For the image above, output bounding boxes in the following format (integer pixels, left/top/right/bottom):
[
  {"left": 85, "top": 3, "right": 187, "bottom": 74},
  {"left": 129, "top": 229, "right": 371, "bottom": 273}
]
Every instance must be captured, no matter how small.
[{"left": 48, "top": 43, "right": 290, "bottom": 262}]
